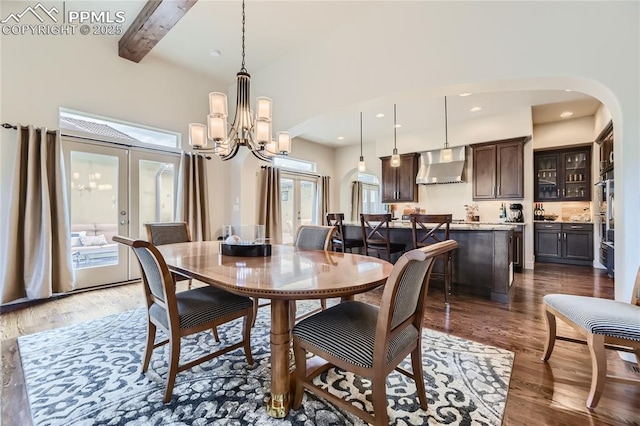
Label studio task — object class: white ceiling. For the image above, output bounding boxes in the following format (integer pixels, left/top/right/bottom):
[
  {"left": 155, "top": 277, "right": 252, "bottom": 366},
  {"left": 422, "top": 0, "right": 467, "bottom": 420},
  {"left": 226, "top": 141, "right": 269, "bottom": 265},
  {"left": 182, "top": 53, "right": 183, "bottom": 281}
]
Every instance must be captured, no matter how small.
[{"left": 138, "top": 1, "right": 603, "bottom": 148}]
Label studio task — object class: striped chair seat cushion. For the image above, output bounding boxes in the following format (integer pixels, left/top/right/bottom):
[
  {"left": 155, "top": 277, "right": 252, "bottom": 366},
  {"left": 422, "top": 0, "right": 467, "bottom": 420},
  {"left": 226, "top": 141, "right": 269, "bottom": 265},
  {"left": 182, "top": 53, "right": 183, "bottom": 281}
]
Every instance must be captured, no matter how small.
[
  {"left": 150, "top": 287, "right": 253, "bottom": 330},
  {"left": 292, "top": 301, "right": 419, "bottom": 368},
  {"left": 544, "top": 294, "right": 640, "bottom": 341}
]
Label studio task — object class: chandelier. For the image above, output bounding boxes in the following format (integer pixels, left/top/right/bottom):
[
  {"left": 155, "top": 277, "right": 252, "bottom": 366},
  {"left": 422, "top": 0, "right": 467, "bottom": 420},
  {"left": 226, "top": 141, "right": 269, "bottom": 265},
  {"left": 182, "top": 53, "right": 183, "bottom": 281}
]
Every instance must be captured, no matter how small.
[{"left": 188, "top": 0, "right": 291, "bottom": 161}]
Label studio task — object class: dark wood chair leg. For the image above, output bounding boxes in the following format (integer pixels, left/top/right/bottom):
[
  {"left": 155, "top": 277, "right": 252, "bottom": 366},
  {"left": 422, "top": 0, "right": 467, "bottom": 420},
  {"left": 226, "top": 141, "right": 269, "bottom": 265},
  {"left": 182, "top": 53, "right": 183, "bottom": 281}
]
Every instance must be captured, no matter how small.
[
  {"left": 541, "top": 309, "right": 557, "bottom": 361},
  {"left": 243, "top": 312, "right": 254, "bottom": 365},
  {"left": 292, "top": 339, "right": 306, "bottom": 409},
  {"left": 141, "top": 320, "right": 156, "bottom": 373},
  {"left": 163, "top": 334, "right": 181, "bottom": 403},
  {"left": 371, "top": 371, "right": 389, "bottom": 426},
  {"left": 411, "top": 346, "right": 429, "bottom": 410},
  {"left": 212, "top": 327, "right": 220, "bottom": 342}
]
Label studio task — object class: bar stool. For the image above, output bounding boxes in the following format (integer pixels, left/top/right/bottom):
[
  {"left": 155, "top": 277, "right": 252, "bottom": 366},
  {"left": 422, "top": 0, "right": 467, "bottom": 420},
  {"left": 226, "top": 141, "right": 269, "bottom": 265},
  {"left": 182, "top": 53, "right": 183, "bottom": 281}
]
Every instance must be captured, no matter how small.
[
  {"left": 410, "top": 214, "right": 453, "bottom": 304},
  {"left": 360, "top": 213, "right": 405, "bottom": 263},
  {"left": 326, "top": 212, "right": 364, "bottom": 253}
]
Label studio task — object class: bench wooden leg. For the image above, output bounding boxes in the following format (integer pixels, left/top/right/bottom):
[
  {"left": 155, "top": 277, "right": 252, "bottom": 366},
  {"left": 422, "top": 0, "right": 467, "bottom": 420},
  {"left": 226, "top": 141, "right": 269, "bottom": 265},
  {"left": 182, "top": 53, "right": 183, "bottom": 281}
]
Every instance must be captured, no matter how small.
[
  {"left": 541, "top": 308, "right": 556, "bottom": 361},
  {"left": 586, "top": 333, "right": 606, "bottom": 409}
]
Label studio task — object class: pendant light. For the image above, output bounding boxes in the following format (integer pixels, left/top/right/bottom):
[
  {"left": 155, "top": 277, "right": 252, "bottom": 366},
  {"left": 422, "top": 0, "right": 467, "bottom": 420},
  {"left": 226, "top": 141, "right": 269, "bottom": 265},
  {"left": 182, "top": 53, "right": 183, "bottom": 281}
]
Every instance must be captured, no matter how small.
[
  {"left": 390, "top": 103, "right": 400, "bottom": 167},
  {"left": 358, "top": 112, "right": 366, "bottom": 172},
  {"left": 441, "top": 96, "right": 453, "bottom": 163}
]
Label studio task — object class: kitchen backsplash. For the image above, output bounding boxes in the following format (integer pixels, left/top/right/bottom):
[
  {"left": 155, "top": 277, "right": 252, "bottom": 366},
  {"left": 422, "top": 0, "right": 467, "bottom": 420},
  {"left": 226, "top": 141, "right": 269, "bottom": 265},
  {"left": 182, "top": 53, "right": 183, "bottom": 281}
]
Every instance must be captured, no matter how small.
[{"left": 391, "top": 200, "right": 591, "bottom": 223}]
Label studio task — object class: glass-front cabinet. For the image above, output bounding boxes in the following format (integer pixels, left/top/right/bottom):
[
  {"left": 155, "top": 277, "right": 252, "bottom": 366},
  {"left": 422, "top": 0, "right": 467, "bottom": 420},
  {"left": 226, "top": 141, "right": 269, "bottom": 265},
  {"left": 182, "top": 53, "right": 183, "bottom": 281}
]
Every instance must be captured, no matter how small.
[{"left": 534, "top": 146, "right": 591, "bottom": 202}]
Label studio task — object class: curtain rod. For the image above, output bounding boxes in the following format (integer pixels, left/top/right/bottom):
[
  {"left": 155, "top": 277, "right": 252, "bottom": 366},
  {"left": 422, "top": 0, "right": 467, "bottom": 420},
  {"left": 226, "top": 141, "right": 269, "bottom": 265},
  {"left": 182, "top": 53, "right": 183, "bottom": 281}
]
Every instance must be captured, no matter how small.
[
  {"left": 261, "top": 164, "right": 323, "bottom": 179},
  {"left": 2, "top": 122, "right": 58, "bottom": 134}
]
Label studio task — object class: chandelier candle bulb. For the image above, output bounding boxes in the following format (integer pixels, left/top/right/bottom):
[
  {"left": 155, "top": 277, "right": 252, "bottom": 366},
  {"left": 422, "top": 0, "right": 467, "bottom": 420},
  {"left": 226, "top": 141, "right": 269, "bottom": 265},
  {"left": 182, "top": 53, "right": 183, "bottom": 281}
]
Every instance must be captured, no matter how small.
[
  {"left": 256, "top": 97, "right": 272, "bottom": 121},
  {"left": 189, "top": 123, "right": 207, "bottom": 148},
  {"left": 255, "top": 120, "right": 272, "bottom": 144},
  {"left": 209, "top": 92, "right": 228, "bottom": 117},
  {"left": 277, "top": 132, "right": 292, "bottom": 153},
  {"left": 207, "top": 115, "right": 226, "bottom": 141}
]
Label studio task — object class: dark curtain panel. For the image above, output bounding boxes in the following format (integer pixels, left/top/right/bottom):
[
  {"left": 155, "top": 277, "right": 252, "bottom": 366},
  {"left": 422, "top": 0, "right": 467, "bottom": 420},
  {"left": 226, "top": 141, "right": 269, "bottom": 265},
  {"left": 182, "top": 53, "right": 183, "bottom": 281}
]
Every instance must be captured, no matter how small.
[
  {"left": 1, "top": 125, "right": 74, "bottom": 304},
  {"left": 180, "top": 152, "right": 210, "bottom": 241},
  {"left": 257, "top": 166, "right": 282, "bottom": 244}
]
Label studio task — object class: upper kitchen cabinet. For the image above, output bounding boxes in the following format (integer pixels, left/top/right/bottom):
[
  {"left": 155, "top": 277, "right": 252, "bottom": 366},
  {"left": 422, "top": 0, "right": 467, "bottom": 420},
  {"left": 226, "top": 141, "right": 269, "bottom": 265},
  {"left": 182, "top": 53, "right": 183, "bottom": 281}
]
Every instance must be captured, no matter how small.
[
  {"left": 534, "top": 146, "right": 592, "bottom": 201},
  {"left": 380, "top": 153, "right": 418, "bottom": 203},
  {"left": 472, "top": 137, "right": 527, "bottom": 200}
]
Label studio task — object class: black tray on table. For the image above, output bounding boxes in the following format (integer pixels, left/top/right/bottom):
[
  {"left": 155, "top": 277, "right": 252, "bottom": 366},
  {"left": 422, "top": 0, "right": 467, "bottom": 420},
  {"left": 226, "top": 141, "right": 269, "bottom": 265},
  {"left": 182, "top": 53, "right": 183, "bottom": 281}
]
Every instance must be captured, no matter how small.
[{"left": 220, "top": 243, "right": 272, "bottom": 257}]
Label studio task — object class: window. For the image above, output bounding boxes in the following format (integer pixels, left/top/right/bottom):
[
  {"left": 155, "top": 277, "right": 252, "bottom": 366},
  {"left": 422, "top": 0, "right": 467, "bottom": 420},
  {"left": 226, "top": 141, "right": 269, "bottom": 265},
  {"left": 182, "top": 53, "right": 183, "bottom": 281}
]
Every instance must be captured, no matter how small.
[
  {"left": 59, "top": 108, "right": 181, "bottom": 151},
  {"left": 274, "top": 157, "right": 316, "bottom": 173},
  {"left": 358, "top": 173, "right": 382, "bottom": 214}
]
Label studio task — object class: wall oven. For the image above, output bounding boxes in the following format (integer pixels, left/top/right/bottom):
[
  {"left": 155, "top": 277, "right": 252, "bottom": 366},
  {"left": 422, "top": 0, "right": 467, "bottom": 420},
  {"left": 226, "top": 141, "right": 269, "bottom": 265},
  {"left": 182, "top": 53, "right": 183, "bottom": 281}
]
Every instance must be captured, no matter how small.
[{"left": 595, "top": 173, "right": 614, "bottom": 277}]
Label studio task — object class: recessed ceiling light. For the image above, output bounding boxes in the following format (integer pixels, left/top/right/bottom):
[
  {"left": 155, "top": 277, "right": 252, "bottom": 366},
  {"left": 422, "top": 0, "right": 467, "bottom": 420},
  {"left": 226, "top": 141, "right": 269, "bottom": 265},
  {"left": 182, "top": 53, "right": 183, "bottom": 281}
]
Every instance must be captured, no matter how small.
[
  {"left": 459, "top": 92, "right": 472, "bottom": 97},
  {"left": 210, "top": 49, "right": 222, "bottom": 57},
  {"left": 375, "top": 113, "right": 385, "bottom": 118},
  {"left": 560, "top": 111, "right": 574, "bottom": 118},
  {"left": 565, "top": 89, "right": 572, "bottom": 92},
  {"left": 470, "top": 106, "right": 482, "bottom": 112},
  {"left": 337, "top": 136, "right": 344, "bottom": 140},
  {"left": 393, "top": 124, "right": 402, "bottom": 128}
]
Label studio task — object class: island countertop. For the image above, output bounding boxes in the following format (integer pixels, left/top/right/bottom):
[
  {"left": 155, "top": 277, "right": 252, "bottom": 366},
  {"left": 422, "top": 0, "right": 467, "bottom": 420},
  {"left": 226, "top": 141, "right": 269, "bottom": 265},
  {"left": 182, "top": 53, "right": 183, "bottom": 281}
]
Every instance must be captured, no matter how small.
[
  {"left": 343, "top": 221, "right": 518, "bottom": 231},
  {"left": 343, "top": 222, "right": 515, "bottom": 303}
]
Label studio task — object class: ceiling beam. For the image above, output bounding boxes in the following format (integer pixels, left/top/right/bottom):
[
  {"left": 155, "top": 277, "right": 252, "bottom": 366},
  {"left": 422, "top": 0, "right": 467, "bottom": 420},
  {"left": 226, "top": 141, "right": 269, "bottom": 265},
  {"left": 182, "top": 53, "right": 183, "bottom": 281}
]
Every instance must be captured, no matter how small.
[{"left": 118, "top": 0, "right": 198, "bottom": 63}]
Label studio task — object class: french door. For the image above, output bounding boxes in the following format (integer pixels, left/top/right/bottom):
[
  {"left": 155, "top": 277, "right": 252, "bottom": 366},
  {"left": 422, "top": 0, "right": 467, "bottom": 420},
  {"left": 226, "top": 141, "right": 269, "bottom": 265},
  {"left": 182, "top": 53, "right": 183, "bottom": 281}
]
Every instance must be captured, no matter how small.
[
  {"left": 281, "top": 173, "right": 318, "bottom": 244},
  {"left": 63, "top": 138, "right": 180, "bottom": 289}
]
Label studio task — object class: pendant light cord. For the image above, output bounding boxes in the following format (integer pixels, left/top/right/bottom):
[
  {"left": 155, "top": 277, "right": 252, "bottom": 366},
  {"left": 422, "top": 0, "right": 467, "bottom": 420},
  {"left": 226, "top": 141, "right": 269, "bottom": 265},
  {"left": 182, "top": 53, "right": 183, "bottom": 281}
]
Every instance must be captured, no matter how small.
[
  {"left": 393, "top": 104, "right": 397, "bottom": 149},
  {"left": 444, "top": 96, "right": 449, "bottom": 149},
  {"left": 360, "top": 112, "right": 363, "bottom": 156},
  {"left": 240, "top": 0, "right": 246, "bottom": 72}
]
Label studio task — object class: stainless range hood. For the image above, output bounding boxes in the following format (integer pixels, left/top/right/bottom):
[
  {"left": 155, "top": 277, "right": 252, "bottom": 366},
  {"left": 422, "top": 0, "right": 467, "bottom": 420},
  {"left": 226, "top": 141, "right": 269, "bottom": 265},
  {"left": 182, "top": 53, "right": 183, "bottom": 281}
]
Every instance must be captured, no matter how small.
[{"left": 416, "top": 146, "right": 466, "bottom": 184}]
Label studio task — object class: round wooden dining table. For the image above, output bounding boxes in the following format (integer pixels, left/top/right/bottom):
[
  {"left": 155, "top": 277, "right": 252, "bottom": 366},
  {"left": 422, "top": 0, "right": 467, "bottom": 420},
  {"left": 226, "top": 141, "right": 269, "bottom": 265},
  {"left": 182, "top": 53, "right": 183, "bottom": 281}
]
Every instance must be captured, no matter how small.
[{"left": 156, "top": 242, "right": 393, "bottom": 418}]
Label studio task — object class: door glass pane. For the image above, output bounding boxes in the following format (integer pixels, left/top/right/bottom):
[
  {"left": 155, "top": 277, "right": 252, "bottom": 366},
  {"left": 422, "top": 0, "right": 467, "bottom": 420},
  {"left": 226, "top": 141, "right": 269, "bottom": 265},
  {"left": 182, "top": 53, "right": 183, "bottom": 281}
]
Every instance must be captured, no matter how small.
[
  {"left": 564, "top": 152, "right": 587, "bottom": 199},
  {"left": 299, "top": 180, "right": 316, "bottom": 226},
  {"left": 281, "top": 178, "right": 294, "bottom": 244},
  {"left": 138, "top": 160, "right": 176, "bottom": 238},
  {"left": 69, "top": 151, "right": 119, "bottom": 269}
]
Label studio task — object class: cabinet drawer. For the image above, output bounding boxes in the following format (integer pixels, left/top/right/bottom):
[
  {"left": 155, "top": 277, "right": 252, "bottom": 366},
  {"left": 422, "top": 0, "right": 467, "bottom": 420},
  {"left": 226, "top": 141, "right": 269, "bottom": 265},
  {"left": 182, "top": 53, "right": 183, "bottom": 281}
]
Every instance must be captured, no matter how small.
[
  {"left": 535, "top": 223, "right": 561, "bottom": 231},
  {"left": 561, "top": 223, "right": 592, "bottom": 231}
]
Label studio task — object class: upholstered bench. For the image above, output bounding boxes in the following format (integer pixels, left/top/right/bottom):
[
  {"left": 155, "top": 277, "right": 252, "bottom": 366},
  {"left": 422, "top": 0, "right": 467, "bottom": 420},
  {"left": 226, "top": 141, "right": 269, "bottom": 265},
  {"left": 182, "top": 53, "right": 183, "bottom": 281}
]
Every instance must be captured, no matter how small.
[{"left": 541, "top": 270, "right": 640, "bottom": 409}]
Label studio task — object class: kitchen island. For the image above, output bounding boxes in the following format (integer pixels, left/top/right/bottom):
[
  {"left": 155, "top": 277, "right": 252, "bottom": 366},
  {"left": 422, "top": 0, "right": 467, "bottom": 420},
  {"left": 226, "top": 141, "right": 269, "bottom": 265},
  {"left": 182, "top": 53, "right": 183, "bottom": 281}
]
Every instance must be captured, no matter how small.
[{"left": 344, "top": 222, "right": 516, "bottom": 303}]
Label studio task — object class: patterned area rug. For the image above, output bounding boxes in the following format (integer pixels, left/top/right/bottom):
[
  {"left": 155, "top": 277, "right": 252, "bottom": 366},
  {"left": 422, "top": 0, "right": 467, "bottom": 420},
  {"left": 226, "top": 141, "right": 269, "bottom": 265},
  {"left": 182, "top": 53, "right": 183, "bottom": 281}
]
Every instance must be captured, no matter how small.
[{"left": 19, "top": 302, "right": 514, "bottom": 425}]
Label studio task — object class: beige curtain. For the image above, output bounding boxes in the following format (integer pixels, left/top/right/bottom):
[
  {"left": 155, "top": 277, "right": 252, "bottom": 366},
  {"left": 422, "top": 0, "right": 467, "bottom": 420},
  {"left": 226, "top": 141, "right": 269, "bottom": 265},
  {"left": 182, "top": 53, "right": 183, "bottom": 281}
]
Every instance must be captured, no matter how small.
[
  {"left": 351, "top": 181, "right": 363, "bottom": 222},
  {"left": 258, "top": 166, "right": 282, "bottom": 244},
  {"left": 320, "top": 175, "right": 330, "bottom": 224},
  {"left": 180, "top": 152, "right": 210, "bottom": 241},
  {"left": 1, "top": 125, "right": 74, "bottom": 304}
]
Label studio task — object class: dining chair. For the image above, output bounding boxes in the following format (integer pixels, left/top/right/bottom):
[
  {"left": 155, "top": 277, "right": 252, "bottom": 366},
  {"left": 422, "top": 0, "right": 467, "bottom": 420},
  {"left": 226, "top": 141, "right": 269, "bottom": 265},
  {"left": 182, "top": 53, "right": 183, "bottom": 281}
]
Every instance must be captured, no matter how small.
[
  {"left": 410, "top": 214, "right": 454, "bottom": 305},
  {"left": 542, "top": 266, "right": 640, "bottom": 409},
  {"left": 113, "top": 236, "right": 255, "bottom": 404},
  {"left": 360, "top": 213, "right": 406, "bottom": 263},
  {"left": 292, "top": 240, "right": 459, "bottom": 425},
  {"left": 291, "top": 225, "right": 337, "bottom": 320},
  {"left": 326, "top": 212, "right": 364, "bottom": 253},
  {"left": 145, "top": 222, "right": 193, "bottom": 289}
]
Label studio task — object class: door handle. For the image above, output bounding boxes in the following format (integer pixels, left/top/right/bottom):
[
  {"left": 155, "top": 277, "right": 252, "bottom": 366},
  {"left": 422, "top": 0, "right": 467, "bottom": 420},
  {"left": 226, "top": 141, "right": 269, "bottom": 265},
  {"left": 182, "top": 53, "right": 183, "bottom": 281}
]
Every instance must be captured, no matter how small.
[
  {"left": 497, "top": 185, "right": 501, "bottom": 196},
  {"left": 563, "top": 233, "right": 567, "bottom": 240},
  {"left": 557, "top": 233, "right": 561, "bottom": 241},
  {"left": 609, "top": 151, "right": 614, "bottom": 163}
]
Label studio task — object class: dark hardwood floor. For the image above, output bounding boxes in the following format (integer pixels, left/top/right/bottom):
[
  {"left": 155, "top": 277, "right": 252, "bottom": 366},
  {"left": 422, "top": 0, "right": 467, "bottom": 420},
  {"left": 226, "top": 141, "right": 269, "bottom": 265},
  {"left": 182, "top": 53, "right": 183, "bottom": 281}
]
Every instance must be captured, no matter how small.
[{"left": 2, "top": 263, "right": 639, "bottom": 425}]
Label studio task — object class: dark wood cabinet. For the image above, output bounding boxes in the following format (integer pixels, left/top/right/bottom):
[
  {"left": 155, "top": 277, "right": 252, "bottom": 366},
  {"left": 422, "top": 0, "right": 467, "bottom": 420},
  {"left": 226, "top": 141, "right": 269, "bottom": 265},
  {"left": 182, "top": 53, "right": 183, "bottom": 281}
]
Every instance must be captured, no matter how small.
[
  {"left": 534, "top": 146, "right": 592, "bottom": 202},
  {"left": 472, "top": 137, "right": 526, "bottom": 200},
  {"left": 597, "top": 122, "right": 614, "bottom": 176},
  {"left": 512, "top": 225, "right": 524, "bottom": 271},
  {"left": 380, "top": 153, "right": 418, "bottom": 203},
  {"left": 535, "top": 223, "right": 593, "bottom": 265}
]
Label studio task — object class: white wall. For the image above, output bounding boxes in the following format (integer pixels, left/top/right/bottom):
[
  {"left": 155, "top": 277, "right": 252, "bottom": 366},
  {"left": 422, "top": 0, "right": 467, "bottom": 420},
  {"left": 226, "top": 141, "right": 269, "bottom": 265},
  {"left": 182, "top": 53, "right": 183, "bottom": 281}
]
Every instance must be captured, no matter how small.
[{"left": 534, "top": 116, "right": 596, "bottom": 149}]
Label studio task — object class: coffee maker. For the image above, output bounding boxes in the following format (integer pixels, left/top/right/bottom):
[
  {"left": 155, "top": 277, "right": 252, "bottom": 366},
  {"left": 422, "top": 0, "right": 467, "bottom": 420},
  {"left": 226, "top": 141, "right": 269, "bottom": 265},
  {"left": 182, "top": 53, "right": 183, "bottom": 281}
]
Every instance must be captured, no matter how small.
[{"left": 509, "top": 203, "right": 524, "bottom": 222}]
